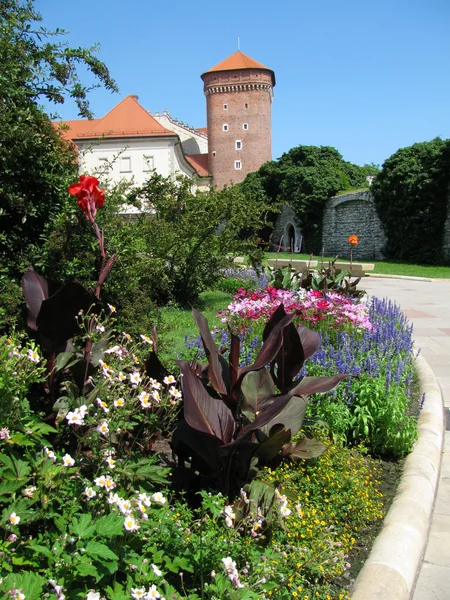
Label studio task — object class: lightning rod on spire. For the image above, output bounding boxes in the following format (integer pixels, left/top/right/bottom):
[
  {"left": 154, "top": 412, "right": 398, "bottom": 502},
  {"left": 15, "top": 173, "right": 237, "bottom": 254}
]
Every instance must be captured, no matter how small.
[{"left": 237, "top": 36, "right": 240, "bottom": 51}]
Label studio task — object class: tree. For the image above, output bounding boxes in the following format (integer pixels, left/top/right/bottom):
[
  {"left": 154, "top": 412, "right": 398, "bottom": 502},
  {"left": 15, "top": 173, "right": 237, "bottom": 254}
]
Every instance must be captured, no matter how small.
[
  {"left": 241, "top": 146, "right": 378, "bottom": 253},
  {"left": 0, "top": 0, "right": 118, "bottom": 279},
  {"left": 372, "top": 138, "right": 450, "bottom": 264}
]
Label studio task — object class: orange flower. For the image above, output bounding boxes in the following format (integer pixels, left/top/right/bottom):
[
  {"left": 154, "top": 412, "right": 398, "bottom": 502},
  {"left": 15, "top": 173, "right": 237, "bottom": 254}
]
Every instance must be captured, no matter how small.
[{"left": 348, "top": 235, "right": 359, "bottom": 246}]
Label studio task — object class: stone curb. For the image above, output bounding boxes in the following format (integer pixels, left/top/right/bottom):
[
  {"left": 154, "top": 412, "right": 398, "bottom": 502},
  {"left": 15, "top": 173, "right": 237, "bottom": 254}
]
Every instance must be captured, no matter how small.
[
  {"left": 350, "top": 354, "right": 444, "bottom": 600},
  {"left": 367, "top": 274, "right": 450, "bottom": 282},
  {"left": 367, "top": 273, "right": 433, "bottom": 281}
]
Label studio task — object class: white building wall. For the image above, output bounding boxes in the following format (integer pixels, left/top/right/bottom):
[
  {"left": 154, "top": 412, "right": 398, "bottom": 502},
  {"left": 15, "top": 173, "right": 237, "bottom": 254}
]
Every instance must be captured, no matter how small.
[{"left": 77, "top": 137, "right": 185, "bottom": 185}]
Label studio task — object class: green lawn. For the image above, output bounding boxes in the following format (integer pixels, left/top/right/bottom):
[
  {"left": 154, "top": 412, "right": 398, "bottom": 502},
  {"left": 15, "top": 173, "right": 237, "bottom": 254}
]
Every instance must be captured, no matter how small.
[
  {"left": 264, "top": 252, "right": 450, "bottom": 279},
  {"left": 158, "top": 290, "right": 231, "bottom": 365}
]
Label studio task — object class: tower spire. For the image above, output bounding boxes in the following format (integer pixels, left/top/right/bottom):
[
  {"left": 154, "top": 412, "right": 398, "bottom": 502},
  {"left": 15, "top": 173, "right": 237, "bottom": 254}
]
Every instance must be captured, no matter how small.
[{"left": 237, "top": 36, "right": 240, "bottom": 51}]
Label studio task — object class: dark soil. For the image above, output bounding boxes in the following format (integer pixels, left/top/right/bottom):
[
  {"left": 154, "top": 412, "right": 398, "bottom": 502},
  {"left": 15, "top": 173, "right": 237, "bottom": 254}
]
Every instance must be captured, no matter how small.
[{"left": 338, "top": 456, "right": 405, "bottom": 590}]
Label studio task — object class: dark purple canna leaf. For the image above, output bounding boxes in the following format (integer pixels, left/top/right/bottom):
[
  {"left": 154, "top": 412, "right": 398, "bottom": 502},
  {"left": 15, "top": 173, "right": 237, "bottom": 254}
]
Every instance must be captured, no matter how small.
[
  {"left": 172, "top": 420, "right": 223, "bottom": 475},
  {"left": 177, "top": 360, "right": 235, "bottom": 444},
  {"left": 236, "top": 311, "right": 296, "bottom": 384},
  {"left": 298, "top": 325, "right": 321, "bottom": 361},
  {"left": 264, "top": 305, "right": 305, "bottom": 393},
  {"left": 21, "top": 268, "right": 49, "bottom": 331},
  {"left": 282, "top": 437, "right": 328, "bottom": 460},
  {"left": 192, "top": 307, "right": 229, "bottom": 395},
  {"left": 261, "top": 395, "right": 307, "bottom": 437},
  {"left": 291, "top": 374, "right": 348, "bottom": 397},
  {"left": 145, "top": 352, "right": 169, "bottom": 382},
  {"left": 262, "top": 303, "right": 288, "bottom": 342},
  {"left": 241, "top": 370, "right": 276, "bottom": 421},
  {"left": 255, "top": 428, "right": 292, "bottom": 460},
  {"left": 37, "top": 280, "right": 102, "bottom": 349},
  {"left": 224, "top": 389, "right": 295, "bottom": 447},
  {"left": 229, "top": 331, "right": 240, "bottom": 389}
]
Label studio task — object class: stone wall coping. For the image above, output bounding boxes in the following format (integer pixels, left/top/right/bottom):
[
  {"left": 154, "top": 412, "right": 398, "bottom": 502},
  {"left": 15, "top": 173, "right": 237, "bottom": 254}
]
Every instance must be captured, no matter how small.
[
  {"left": 350, "top": 354, "right": 444, "bottom": 599},
  {"left": 334, "top": 261, "right": 375, "bottom": 270},
  {"left": 267, "top": 259, "right": 318, "bottom": 270}
]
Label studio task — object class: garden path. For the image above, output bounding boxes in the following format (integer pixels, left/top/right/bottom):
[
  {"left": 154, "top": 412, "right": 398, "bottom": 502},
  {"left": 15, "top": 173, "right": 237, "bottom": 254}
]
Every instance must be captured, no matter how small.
[{"left": 361, "top": 276, "right": 450, "bottom": 600}]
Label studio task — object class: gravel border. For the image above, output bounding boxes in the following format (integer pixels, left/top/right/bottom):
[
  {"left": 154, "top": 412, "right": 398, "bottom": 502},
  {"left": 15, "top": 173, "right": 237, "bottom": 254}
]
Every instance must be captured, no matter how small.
[{"left": 350, "top": 354, "right": 444, "bottom": 599}]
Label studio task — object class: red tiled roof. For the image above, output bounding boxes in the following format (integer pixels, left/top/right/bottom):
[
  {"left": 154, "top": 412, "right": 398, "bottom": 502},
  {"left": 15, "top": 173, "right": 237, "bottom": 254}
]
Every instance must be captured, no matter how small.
[
  {"left": 196, "top": 127, "right": 208, "bottom": 136},
  {"left": 53, "top": 119, "right": 100, "bottom": 142},
  {"left": 55, "top": 96, "right": 175, "bottom": 140},
  {"left": 185, "top": 154, "right": 210, "bottom": 177},
  {"left": 202, "top": 51, "right": 275, "bottom": 85},
  {"left": 53, "top": 97, "right": 209, "bottom": 178}
]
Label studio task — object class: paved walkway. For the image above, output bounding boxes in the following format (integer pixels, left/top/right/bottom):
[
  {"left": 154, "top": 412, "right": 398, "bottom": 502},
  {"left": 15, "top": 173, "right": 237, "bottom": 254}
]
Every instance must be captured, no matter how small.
[{"left": 361, "top": 276, "right": 450, "bottom": 599}]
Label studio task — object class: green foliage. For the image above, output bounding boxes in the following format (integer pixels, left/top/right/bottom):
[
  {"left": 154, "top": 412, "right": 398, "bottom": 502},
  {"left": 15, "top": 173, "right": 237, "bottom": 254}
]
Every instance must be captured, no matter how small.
[
  {"left": 309, "top": 375, "right": 418, "bottom": 458},
  {"left": 0, "top": 0, "right": 117, "bottom": 281},
  {"left": 242, "top": 146, "right": 379, "bottom": 253},
  {"left": 38, "top": 180, "right": 163, "bottom": 338},
  {"left": 127, "top": 173, "right": 271, "bottom": 306},
  {"left": 0, "top": 0, "right": 117, "bottom": 118},
  {"left": 372, "top": 138, "right": 450, "bottom": 264},
  {"left": 0, "top": 334, "right": 46, "bottom": 435}
]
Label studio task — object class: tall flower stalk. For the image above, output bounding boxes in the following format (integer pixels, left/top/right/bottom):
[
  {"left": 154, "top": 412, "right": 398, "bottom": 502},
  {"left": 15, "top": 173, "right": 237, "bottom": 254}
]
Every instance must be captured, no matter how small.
[
  {"left": 347, "top": 234, "right": 359, "bottom": 273},
  {"left": 68, "top": 175, "right": 116, "bottom": 364},
  {"left": 68, "top": 175, "right": 116, "bottom": 298}
]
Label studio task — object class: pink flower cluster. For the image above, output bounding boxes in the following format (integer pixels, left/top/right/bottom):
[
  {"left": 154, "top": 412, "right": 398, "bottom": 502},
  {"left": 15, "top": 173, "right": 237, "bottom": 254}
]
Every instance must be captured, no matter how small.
[{"left": 218, "top": 286, "right": 373, "bottom": 332}]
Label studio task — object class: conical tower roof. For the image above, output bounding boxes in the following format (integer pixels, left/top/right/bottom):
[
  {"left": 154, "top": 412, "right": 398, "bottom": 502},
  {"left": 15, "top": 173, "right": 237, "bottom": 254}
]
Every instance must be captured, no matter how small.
[{"left": 201, "top": 51, "right": 275, "bottom": 86}]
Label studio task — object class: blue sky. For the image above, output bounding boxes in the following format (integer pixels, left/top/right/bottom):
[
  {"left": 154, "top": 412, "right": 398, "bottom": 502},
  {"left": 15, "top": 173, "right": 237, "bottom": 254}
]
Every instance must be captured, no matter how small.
[{"left": 36, "top": 0, "right": 449, "bottom": 167}]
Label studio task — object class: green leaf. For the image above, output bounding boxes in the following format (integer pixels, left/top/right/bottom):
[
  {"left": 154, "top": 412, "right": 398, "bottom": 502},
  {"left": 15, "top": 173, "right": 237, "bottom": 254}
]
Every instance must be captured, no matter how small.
[
  {"left": 0, "top": 453, "right": 15, "bottom": 472},
  {"left": 27, "top": 421, "right": 58, "bottom": 436},
  {"left": 54, "top": 514, "right": 68, "bottom": 534},
  {"left": 53, "top": 396, "right": 71, "bottom": 425},
  {"left": 85, "top": 540, "right": 119, "bottom": 561},
  {"left": 0, "top": 479, "right": 24, "bottom": 496},
  {"left": 70, "top": 513, "right": 96, "bottom": 539},
  {"left": 104, "top": 582, "right": 129, "bottom": 600},
  {"left": 95, "top": 513, "right": 124, "bottom": 537},
  {"left": 55, "top": 351, "right": 77, "bottom": 371},
  {"left": 14, "top": 458, "right": 31, "bottom": 479},
  {"left": 75, "top": 561, "right": 100, "bottom": 579},
  {"left": 2, "top": 571, "right": 46, "bottom": 599},
  {"left": 28, "top": 541, "right": 54, "bottom": 559}
]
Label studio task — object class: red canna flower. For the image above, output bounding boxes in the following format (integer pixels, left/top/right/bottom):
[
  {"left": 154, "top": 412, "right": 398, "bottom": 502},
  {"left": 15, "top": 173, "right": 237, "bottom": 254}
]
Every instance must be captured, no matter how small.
[
  {"left": 347, "top": 234, "right": 359, "bottom": 246},
  {"left": 68, "top": 175, "right": 105, "bottom": 222}
]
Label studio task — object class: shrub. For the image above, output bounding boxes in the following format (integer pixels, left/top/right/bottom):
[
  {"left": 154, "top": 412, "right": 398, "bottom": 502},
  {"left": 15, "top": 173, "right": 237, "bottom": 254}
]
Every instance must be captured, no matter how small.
[
  {"left": 127, "top": 173, "right": 272, "bottom": 306},
  {"left": 372, "top": 138, "right": 450, "bottom": 264}
]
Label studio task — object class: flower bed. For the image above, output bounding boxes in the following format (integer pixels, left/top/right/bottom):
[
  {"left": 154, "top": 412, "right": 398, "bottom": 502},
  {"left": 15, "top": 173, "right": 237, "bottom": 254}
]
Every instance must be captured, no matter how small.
[{"left": 0, "top": 178, "right": 418, "bottom": 600}]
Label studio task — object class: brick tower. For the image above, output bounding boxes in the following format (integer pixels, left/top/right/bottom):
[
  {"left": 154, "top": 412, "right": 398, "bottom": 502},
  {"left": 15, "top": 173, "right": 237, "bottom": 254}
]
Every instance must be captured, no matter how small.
[{"left": 201, "top": 51, "right": 275, "bottom": 190}]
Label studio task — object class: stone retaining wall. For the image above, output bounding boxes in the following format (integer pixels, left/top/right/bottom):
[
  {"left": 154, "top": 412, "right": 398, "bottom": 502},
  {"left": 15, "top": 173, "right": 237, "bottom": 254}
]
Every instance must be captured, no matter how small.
[{"left": 322, "top": 191, "right": 386, "bottom": 260}]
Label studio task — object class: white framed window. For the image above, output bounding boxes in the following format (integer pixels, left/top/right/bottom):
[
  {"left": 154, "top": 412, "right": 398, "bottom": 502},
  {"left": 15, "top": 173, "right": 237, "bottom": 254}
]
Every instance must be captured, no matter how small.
[
  {"left": 223, "top": 124, "right": 228, "bottom": 132},
  {"left": 212, "top": 150, "right": 216, "bottom": 157},
  {"left": 235, "top": 160, "right": 242, "bottom": 170},
  {"left": 235, "top": 140, "right": 242, "bottom": 150},
  {"left": 143, "top": 155, "right": 154, "bottom": 172},
  {"left": 120, "top": 157, "right": 131, "bottom": 172},
  {"left": 223, "top": 103, "right": 228, "bottom": 110},
  {"left": 244, "top": 103, "right": 248, "bottom": 109},
  {"left": 243, "top": 123, "right": 248, "bottom": 131}
]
